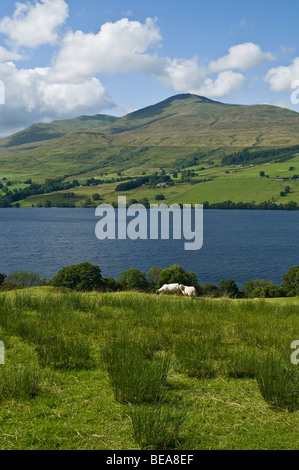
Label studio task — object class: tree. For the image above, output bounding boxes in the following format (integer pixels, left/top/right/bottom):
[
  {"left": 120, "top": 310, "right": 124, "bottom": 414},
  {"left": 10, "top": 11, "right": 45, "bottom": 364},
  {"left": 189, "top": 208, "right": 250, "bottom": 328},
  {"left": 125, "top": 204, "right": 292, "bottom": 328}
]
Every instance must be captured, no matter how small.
[
  {"left": 200, "top": 284, "right": 219, "bottom": 297},
  {"left": 243, "top": 279, "right": 276, "bottom": 298},
  {"left": 259, "top": 171, "right": 265, "bottom": 177},
  {"left": 284, "top": 185, "right": 291, "bottom": 194},
  {"left": 218, "top": 279, "right": 239, "bottom": 298},
  {"left": 6, "top": 271, "right": 45, "bottom": 287},
  {"left": 282, "top": 266, "right": 299, "bottom": 297},
  {"left": 158, "top": 265, "right": 198, "bottom": 288},
  {"left": 0, "top": 273, "right": 6, "bottom": 286},
  {"left": 92, "top": 193, "right": 102, "bottom": 201},
  {"left": 147, "top": 267, "right": 162, "bottom": 289},
  {"left": 51, "top": 262, "right": 105, "bottom": 291},
  {"left": 118, "top": 268, "right": 148, "bottom": 291},
  {"left": 250, "top": 287, "right": 266, "bottom": 298},
  {"left": 105, "top": 277, "right": 118, "bottom": 292}
]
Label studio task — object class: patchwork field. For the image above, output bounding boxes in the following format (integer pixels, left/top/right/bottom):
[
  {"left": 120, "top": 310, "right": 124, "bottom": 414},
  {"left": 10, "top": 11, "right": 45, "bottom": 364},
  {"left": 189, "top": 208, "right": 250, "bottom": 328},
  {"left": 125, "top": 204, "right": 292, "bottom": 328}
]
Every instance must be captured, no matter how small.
[{"left": 0, "top": 288, "right": 298, "bottom": 450}]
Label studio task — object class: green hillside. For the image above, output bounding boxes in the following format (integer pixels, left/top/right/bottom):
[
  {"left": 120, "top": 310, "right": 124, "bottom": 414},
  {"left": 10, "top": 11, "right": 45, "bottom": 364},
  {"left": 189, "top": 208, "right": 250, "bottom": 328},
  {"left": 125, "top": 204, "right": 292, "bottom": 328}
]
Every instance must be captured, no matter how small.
[{"left": 1, "top": 94, "right": 299, "bottom": 207}]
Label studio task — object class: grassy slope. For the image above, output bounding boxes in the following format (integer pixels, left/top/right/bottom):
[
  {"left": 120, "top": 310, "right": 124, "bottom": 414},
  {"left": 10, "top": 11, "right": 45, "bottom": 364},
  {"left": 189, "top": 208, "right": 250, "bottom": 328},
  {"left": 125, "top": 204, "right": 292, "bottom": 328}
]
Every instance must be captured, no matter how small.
[
  {"left": 1, "top": 94, "right": 299, "bottom": 180},
  {"left": 0, "top": 288, "right": 298, "bottom": 450},
  {"left": 1, "top": 94, "right": 299, "bottom": 206}
]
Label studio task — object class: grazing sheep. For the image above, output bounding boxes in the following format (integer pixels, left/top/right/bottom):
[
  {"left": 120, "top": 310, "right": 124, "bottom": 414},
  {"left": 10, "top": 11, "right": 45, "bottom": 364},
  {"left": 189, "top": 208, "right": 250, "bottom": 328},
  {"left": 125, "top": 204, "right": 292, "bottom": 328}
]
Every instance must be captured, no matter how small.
[
  {"left": 179, "top": 284, "right": 197, "bottom": 298},
  {"left": 156, "top": 283, "right": 181, "bottom": 295}
]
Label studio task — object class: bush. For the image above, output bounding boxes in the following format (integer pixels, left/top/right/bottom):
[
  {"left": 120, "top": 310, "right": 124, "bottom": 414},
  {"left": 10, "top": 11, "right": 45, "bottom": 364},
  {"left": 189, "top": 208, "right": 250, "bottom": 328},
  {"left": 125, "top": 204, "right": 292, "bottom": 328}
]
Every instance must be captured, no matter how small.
[
  {"left": 158, "top": 265, "right": 197, "bottom": 289},
  {"left": 218, "top": 279, "right": 239, "bottom": 298},
  {"left": 51, "top": 262, "right": 105, "bottom": 291},
  {"left": 0, "top": 273, "right": 6, "bottom": 286},
  {"left": 147, "top": 267, "right": 163, "bottom": 290},
  {"left": 118, "top": 268, "right": 148, "bottom": 291},
  {"left": 6, "top": 271, "right": 46, "bottom": 288},
  {"left": 281, "top": 266, "right": 299, "bottom": 297},
  {"left": 243, "top": 279, "right": 280, "bottom": 298},
  {"left": 199, "top": 284, "right": 219, "bottom": 297},
  {"left": 155, "top": 194, "right": 165, "bottom": 201}
]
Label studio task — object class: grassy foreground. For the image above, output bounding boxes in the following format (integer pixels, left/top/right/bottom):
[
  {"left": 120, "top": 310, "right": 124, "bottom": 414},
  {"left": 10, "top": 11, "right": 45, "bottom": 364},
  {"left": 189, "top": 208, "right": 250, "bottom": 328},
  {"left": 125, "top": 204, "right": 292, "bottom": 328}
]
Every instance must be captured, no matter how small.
[{"left": 0, "top": 288, "right": 298, "bottom": 450}]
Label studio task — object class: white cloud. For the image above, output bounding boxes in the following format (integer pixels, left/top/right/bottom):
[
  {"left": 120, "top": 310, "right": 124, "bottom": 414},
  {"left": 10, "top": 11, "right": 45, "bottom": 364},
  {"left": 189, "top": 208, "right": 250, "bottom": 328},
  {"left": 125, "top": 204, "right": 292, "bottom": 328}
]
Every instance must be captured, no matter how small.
[
  {"left": 0, "top": 0, "right": 69, "bottom": 48},
  {"left": 265, "top": 58, "right": 299, "bottom": 91},
  {"left": 0, "top": 9, "right": 274, "bottom": 135},
  {"left": 157, "top": 57, "right": 206, "bottom": 91},
  {"left": 0, "top": 61, "right": 113, "bottom": 135},
  {"left": 52, "top": 20, "right": 249, "bottom": 99},
  {"left": 52, "top": 17, "right": 162, "bottom": 81},
  {"left": 195, "top": 71, "right": 246, "bottom": 98},
  {"left": 158, "top": 58, "right": 245, "bottom": 97},
  {"left": 0, "top": 45, "right": 22, "bottom": 62},
  {"left": 209, "top": 43, "right": 275, "bottom": 72}
]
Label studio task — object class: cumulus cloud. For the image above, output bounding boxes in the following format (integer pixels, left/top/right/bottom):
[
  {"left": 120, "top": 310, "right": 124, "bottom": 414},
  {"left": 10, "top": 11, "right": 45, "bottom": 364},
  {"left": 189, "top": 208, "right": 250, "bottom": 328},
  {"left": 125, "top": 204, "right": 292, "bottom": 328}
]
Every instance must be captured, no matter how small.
[
  {"left": 265, "top": 58, "right": 299, "bottom": 91},
  {"left": 195, "top": 71, "right": 246, "bottom": 98},
  {"left": 52, "top": 17, "right": 162, "bottom": 81},
  {"left": 0, "top": 0, "right": 69, "bottom": 48},
  {"left": 0, "top": 45, "right": 22, "bottom": 62},
  {"left": 0, "top": 3, "right": 275, "bottom": 135},
  {"left": 0, "top": 61, "right": 113, "bottom": 136},
  {"left": 209, "top": 43, "right": 275, "bottom": 72}
]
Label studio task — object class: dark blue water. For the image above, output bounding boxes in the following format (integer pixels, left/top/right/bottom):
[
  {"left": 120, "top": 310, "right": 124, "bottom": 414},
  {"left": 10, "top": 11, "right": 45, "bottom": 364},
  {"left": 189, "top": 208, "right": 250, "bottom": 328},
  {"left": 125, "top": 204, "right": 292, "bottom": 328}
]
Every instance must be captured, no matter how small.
[{"left": 0, "top": 208, "right": 298, "bottom": 287}]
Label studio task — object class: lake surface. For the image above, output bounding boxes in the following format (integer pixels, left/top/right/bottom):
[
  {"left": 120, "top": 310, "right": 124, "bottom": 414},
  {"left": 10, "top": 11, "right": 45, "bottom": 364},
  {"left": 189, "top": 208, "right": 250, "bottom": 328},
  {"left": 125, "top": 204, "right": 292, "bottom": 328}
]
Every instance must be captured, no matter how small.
[{"left": 0, "top": 208, "right": 298, "bottom": 287}]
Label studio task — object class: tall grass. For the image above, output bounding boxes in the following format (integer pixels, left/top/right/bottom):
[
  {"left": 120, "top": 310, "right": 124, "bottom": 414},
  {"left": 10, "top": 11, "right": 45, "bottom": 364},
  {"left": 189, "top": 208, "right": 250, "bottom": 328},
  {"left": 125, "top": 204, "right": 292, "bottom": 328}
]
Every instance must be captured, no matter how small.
[
  {"left": 174, "top": 334, "right": 222, "bottom": 378},
  {"left": 0, "top": 365, "right": 41, "bottom": 400},
  {"left": 256, "top": 355, "right": 299, "bottom": 412},
  {"left": 102, "top": 339, "right": 171, "bottom": 404},
  {"left": 36, "top": 335, "right": 92, "bottom": 369},
  {"left": 130, "top": 404, "right": 185, "bottom": 450}
]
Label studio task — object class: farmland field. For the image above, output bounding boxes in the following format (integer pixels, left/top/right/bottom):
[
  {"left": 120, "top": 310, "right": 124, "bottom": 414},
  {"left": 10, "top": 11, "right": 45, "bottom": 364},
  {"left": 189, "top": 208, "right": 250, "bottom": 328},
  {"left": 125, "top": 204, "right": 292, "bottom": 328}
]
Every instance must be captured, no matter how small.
[{"left": 0, "top": 288, "right": 298, "bottom": 450}]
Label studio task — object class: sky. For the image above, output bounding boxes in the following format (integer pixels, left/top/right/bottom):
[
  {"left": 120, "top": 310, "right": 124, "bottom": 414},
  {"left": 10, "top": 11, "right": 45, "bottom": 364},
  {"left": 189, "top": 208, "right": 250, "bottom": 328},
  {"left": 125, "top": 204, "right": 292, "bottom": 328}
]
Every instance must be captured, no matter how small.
[{"left": 0, "top": 0, "right": 298, "bottom": 136}]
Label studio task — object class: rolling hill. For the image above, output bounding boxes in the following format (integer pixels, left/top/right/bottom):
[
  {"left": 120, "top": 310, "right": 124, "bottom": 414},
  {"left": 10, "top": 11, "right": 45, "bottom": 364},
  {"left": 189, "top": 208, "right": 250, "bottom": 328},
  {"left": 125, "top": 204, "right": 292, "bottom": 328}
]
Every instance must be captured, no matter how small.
[{"left": 1, "top": 93, "right": 299, "bottom": 182}]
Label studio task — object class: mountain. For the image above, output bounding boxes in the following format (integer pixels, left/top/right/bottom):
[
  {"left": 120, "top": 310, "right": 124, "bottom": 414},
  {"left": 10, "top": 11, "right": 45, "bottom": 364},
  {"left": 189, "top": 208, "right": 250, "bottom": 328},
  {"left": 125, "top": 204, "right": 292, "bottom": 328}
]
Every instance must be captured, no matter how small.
[{"left": 1, "top": 93, "right": 299, "bottom": 181}]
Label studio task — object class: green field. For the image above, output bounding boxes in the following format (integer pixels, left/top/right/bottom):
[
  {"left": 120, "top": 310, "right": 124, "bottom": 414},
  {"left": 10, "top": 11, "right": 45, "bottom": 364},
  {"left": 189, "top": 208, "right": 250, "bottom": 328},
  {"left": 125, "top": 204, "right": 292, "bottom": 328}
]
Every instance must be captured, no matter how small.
[
  {"left": 0, "top": 288, "right": 298, "bottom": 450},
  {"left": 10, "top": 155, "right": 299, "bottom": 207}
]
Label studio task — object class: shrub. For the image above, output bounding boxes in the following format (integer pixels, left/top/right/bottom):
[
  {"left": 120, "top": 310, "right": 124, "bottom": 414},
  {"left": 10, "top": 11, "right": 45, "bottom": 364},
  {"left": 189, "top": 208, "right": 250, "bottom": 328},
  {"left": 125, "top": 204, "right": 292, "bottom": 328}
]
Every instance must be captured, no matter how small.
[
  {"left": 147, "top": 267, "right": 163, "bottom": 290},
  {"left": 281, "top": 266, "right": 299, "bottom": 297},
  {"left": 6, "top": 271, "right": 46, "bottom": 288},
  {"left": 218, "top": 279, "right": 239, "bottom": 298},
  {"left": 51, "top": 262, "right": 105, "bottom": 291},
  {"left": 199, "top": 284, "right": 219, "bottom": 297},
  {"left": 158, "top": 265, "right": 197, "bottom": 288},
  {"left": 0, "top": 273, "right": 6, "bottom": 286},
  {"left": 118, "top": 268, "right": 148, "bottom": 291}
]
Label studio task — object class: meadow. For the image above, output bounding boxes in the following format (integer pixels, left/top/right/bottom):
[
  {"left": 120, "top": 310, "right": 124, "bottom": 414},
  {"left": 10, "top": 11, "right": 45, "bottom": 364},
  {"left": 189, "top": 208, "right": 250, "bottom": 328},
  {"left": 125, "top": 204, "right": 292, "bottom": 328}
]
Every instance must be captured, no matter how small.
[{"left": 0, "top": 288, "right": 298, "bottom": 450}]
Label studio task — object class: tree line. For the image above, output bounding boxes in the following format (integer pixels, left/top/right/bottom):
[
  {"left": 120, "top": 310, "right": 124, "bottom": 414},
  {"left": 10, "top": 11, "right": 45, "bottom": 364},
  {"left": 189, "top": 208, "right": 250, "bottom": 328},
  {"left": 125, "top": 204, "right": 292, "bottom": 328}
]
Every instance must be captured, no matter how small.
[
  {"left": 222, "top": 145, "right": 299, "bottom": 166},
  {"left": 1, "top": 263, "right": 299, "bottom": 299}
]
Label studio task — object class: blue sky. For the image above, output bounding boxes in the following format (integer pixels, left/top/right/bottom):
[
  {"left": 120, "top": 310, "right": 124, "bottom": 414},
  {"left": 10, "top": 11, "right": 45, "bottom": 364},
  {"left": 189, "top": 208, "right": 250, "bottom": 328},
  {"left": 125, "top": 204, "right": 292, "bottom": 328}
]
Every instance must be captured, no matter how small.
[{"left": 0, "top": 0, "right": 298, "bottom": 136}]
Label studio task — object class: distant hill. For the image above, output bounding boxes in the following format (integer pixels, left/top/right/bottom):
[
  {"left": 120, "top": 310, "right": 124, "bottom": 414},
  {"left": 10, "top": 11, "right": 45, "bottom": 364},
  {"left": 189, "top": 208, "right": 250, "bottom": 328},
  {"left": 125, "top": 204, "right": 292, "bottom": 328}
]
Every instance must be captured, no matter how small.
[{"left": 1, "top": 93, "right": 299, "bottom": 181}]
